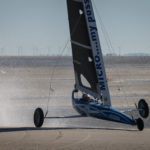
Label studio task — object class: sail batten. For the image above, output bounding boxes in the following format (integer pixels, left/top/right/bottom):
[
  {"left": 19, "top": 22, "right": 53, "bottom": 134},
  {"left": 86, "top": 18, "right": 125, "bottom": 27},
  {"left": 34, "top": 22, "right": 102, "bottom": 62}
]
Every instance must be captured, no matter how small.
[{"left": 71, "top": 40, "right": 92, "bottom": 50}]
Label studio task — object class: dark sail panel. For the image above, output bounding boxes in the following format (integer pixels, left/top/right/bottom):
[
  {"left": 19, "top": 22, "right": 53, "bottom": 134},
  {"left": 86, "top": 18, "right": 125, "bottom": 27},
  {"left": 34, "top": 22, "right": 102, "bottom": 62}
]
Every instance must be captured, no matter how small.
[{"left": 67, "top": 0, "right": 99, "bottom": 95}]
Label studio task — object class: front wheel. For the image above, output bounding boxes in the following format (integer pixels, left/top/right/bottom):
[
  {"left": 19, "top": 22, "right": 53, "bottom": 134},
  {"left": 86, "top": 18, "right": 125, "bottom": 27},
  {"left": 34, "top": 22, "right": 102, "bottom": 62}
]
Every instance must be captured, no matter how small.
[
  {"left": 138, "top": 99, "right": 149, "bottom": 118},
  {"left": 34, "top": 108, "right": 44, "bottom": 128},
  {"left": 136, "top": 118, "right": 144, "bottom": 131}
]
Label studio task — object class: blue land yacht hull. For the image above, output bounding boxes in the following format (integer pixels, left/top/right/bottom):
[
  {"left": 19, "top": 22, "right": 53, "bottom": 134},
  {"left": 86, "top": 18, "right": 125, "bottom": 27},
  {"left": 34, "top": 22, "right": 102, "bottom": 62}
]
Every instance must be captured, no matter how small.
[{"left": 72, "top": 91, "right": 136, "bottom": 125}]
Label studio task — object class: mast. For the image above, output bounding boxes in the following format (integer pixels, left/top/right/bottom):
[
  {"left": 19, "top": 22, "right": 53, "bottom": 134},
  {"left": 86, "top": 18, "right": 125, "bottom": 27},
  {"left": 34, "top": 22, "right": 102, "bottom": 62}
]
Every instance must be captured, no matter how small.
[{"left": 67, "top": 0, "right": 111, "bottom": 106}]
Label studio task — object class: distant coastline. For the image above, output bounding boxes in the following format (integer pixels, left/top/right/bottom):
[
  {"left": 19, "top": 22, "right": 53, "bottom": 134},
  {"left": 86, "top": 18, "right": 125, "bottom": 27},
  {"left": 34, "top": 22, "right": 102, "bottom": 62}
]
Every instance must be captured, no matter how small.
[{"left": 0, "top": 56, "right": 150, "bottom": 67}]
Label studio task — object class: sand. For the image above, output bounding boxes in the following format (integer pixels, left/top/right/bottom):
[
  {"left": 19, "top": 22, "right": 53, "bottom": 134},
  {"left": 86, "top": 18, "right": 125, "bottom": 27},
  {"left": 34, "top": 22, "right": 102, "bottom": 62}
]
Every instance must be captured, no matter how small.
[
  {"left": 0, "top": 56, "right": 150, "bottom": 150},
  {"left": 0, "top": 129, "right": 150, "bottom": 150}
]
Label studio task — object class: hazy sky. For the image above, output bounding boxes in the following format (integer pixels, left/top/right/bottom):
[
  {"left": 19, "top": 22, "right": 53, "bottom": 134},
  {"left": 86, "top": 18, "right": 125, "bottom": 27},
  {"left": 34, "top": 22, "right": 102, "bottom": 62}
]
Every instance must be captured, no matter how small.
[{"left": 0, "top": 0, "right": 150, "bottom": 56}]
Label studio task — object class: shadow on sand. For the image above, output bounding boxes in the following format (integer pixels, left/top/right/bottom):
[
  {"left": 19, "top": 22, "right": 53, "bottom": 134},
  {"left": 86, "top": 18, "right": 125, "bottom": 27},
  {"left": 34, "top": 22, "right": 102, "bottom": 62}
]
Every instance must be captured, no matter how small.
[
  {"left": 0, "top": 127, "right": 137, "bottom": 133},
  {"left": 0, "top": 115, "right": 139, "bottom": 133}
]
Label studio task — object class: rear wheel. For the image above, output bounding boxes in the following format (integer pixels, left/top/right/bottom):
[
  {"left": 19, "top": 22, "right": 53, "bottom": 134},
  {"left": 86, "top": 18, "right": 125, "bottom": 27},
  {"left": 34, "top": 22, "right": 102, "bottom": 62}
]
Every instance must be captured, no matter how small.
[
  {"left": 138, "top": 99, "right": 149, "bottom": 118},
  {"left": 136, "top": 118, "right": 144, "bottom": 131},
  {"left": 34, "top": 108, "right": 44, "bottom": 128}
]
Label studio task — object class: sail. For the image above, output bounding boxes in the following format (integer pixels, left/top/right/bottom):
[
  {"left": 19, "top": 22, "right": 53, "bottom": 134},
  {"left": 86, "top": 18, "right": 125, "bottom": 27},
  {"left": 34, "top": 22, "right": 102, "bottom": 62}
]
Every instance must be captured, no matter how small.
[
  {"left": 67, "top": 0, "right": 99, "bottom": 97},
  {"left": 67, "top": 0, "right": 111, "bottom": 106}
]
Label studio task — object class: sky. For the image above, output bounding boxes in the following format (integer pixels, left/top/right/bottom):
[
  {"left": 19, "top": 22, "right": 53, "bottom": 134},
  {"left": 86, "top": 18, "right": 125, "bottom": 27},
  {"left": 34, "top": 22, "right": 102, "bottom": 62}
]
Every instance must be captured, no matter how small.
[{"left": 0, "top": 0, "right": 150, "bottom": 56}]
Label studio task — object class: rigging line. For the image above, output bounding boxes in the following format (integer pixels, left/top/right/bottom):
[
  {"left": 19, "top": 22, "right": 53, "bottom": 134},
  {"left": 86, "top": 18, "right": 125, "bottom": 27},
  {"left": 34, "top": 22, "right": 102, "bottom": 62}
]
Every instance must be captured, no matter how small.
[
  {"left": 92, "top": 1, "right": 120, "bottom": 94},
  {"left": 48, "top": 15, "right": 82, "bottom": 86},
  {"left": 93, "top": 0, "right": 133, "bottom": 116},
  {"left": 45, "top": 39, "right": 70, "bottom": 117},
  {"left": 95, "top": 4, "right": 148, "bottom": 66},
  {"left": 93, "top": 0, "right": 114, "bottom": 54},
  {"left": 93, "top": 0, "right": 119, "bottom": 79},
  {"left": 45, "top": 15, "right": 82, "bottom": 116},
  {"left": 93, "top": 0, "right": 123, "bottom": 97},
  {"left": 92, "top": 1, "right": 122, "bottom": 98}
]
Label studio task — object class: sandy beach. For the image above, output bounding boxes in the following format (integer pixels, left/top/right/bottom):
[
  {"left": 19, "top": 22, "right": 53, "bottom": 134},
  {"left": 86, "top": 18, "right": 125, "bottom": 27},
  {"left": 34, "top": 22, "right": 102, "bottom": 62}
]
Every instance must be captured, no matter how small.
[
  {"left": 0, "top": 56, "right": 150, "bottom": 149},
  {"left": 0, "top": 129, "right": 150, "bottom": 150}
]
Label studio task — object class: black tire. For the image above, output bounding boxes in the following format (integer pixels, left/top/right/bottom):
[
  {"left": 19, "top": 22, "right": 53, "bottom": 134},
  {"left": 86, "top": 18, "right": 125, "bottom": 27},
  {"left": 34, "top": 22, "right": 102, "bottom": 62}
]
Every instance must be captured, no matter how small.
[
  {"left": 138, "top": 99, "right": 149, "bottom": 118},
  {"left": 136, "top": 118, "right": 144, "bottom": 131},
  {"left": 34, "top": 108, "right": 44, "bottom": 128}
]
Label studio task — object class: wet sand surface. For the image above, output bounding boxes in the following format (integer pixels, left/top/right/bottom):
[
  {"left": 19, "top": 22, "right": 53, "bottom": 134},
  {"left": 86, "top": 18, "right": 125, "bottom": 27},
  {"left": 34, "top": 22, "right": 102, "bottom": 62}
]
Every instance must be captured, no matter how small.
[{"left": 0, "top": 56, "right": 150, "bottom": 149}]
